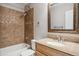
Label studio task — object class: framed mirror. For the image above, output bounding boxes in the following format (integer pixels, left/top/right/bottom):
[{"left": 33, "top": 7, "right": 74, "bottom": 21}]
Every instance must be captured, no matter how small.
[{"left": 48, "top": 3, "right": 79, "bottom": 33}]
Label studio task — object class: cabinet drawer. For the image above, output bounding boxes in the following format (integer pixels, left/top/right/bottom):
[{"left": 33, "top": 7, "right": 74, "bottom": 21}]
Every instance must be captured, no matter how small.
[
  {"left": 36, "top": 43, "right": 72, "bottom": 56},
  {"left": 35, "top": 51, "right": 45, "bottom": 56}
]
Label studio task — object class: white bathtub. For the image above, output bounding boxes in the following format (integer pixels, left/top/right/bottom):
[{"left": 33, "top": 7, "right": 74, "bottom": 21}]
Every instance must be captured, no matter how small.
[{"left": 0, "top": 43, "right": 30, "bottom": 56}]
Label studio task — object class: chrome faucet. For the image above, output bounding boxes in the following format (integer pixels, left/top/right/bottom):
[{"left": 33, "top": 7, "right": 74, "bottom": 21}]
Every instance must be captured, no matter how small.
[{"left": 57, "top": 35, "right": 64, "bottom": 43}]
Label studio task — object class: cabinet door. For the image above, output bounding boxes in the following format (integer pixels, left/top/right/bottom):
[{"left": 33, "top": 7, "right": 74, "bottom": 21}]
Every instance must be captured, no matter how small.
[
  {"left": 36, "top": 43, "right": 72, "bottom": 56},
  {"left": 35, "top": 51, "right": 45, "bottom": 56}
]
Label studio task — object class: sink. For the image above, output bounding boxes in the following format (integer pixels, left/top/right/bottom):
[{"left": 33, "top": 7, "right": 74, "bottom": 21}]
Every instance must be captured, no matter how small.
[{"left": 47, "top": 41, "right": 65, "bottom": 47}]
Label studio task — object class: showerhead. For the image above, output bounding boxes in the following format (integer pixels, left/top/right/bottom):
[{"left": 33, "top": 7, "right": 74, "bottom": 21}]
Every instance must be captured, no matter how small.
[{"left": 20, "top": 5, "right": 32, "bottom": 18}]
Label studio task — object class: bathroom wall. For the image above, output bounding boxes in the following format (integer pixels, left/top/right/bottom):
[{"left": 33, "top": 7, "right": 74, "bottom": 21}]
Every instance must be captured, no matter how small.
[
  {"left": 29, "top": 3, "right": 79, "bottom": 43},
  {"left": 30, "top": 3, "right": 48, "bottom": 39},
  {"left": 0, "top": 6, "right": 24, "bottom": 48}
]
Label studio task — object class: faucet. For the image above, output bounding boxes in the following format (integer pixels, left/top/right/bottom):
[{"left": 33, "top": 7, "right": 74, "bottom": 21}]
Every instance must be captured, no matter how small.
[{"left": 57, "top": 35, "right": 64, "bottom": 43}]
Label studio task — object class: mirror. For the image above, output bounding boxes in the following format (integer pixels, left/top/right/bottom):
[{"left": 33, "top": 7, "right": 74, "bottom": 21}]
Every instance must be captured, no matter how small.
[
  {"left": 49, "top": 3, "right": 74, "bottom": 30},
  {"left": 48, "top": 3, "right": 77, "bottom": 32}
]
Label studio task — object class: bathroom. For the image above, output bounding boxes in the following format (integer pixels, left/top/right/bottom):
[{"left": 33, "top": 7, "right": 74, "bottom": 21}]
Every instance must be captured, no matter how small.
[{"left": 0, "top": 3, "right": 79, "bottom": 56}]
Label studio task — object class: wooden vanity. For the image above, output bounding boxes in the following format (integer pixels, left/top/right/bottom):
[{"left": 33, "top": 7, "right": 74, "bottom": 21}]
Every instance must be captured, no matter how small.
[
  {"left": 34, "top": 38, "right": 79, "bottom": 56},
  {"left": 35, "top": 43, "right": 72, "bottom": 56}
]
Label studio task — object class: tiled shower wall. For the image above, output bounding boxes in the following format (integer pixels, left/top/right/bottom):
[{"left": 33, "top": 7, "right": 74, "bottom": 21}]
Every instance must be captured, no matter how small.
[{"left": 0, "top": 6, "right": 24, "bottom": 48}]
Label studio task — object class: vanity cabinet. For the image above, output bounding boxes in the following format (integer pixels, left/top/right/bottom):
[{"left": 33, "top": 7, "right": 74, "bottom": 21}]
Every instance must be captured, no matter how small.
[
  {"left": 35, "top": 51, "right": 45, "bottom": 56},
  {"left": 35, "top": 43, "right": 72, "bottom": 56}
]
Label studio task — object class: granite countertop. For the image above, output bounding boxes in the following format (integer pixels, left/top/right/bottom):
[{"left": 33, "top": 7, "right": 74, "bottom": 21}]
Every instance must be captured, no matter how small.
[{"left": 35, "top": 38, "right": 79, "bottom": 56}]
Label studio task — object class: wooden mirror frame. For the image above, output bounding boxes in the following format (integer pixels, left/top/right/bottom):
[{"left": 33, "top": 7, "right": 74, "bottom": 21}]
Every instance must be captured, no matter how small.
[{"left": 48, "top": 3, "right": 79, "bottom": 33}]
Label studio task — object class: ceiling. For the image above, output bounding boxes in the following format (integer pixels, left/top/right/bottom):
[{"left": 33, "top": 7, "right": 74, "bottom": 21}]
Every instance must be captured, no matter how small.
[
  {"left": 0, "top": 3, "right": 29, "bottom": 12},
  {"left": 7, "top": 3, "right": 29, "bottom": 9}
]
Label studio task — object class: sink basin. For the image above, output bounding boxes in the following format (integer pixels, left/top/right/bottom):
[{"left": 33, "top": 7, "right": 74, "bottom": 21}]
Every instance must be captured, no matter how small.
[{"left": 47, "top": 41, "right": 65, "bottom": 47}]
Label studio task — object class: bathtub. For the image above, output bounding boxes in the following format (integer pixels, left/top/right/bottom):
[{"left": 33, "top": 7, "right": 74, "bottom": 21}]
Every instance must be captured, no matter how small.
[{"left": 0, "top": 43, "right": 30, "bottom": 56}]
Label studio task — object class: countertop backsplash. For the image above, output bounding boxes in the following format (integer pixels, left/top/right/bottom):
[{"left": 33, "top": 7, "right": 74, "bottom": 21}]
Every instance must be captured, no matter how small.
[{"left": 48, "top": 32, "right": 79, "bottom": 43}]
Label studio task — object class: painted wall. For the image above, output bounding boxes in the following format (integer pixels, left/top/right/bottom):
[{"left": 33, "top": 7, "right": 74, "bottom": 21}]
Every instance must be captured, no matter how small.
[
  {"left": 30, "top": 3, "right": 48, "bottom": 39},
  {"left": 0, "top": 6, "right": 24, "bottom": 48},
  {"left": 30, "top": 3, "right": 79, "bottom": 43}
]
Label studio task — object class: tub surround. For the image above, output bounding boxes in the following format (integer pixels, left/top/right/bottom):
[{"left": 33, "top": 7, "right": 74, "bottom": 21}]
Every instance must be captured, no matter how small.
[
  {"left": 24, "top": 8, "right": 34, "bottom": 45},
  {"left": 35, "top": 38, "right": 79, "bottom": 56},
  {"left": 0, "top": 6, "right": 24, "bottom": 48}
]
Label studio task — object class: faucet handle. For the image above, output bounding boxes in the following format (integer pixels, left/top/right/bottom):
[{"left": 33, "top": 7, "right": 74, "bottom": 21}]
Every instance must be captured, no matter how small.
[
  {"left": 60, "top": 36, "right": 64, "bottom": 43},
  {"left": 57, "top": 35, "right": 64, "bottom": 43},
  {"left": 61, "top": 37, "right": 64, "bottom": 42},
  {"left": 57, "top": 35, "right": 61, "bottom": 41}
]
